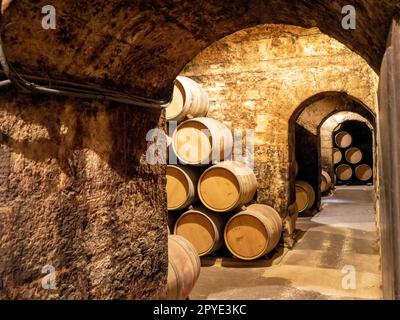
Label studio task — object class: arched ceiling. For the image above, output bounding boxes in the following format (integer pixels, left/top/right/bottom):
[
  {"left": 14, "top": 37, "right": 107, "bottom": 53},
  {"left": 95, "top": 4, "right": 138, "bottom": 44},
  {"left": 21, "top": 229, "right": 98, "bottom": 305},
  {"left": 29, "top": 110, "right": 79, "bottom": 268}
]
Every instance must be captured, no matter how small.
[
  {"left": 1, "top": 0, "right": 399, "bottom": 100},
  {"left": 296, "top": 93, "right": 375, "bottom": 135},
  {"left": 323, "top": 112, "right": 374, "bottom": 132}
]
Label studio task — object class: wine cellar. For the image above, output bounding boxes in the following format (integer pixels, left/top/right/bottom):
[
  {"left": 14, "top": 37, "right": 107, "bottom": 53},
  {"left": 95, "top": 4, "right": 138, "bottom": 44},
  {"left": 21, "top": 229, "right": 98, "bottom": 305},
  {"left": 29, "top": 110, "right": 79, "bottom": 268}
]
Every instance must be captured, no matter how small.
[{"left": 1, "top": 0, "right": 400, "bottom": 303}]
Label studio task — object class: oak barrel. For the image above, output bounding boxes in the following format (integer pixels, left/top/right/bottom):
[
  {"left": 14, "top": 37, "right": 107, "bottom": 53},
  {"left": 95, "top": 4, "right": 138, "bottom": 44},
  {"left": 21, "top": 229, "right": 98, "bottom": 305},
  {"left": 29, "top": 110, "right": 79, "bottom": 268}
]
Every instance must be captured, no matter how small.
[
  {"left": 333, "top": 147, "right": 343, "bottom": 164},
  {"left": 175, "top": 207, "right": 225, "bottom": 256},
  {"left": 172, "top": 117, "right": 233, "bottom": 165},
  {"left": 166, "top": 76, "right": 209, "bottom": 123},
  {"left": 166, "top": 165, "right": 199, "bottom": 211},
  {"left": 198, "top": 161, "right": 257, "bottom": 212},
  {"left": 345, "top": 147, "right": 363, "bottom": 164},
  {"left": 335, "top": 131, "right": 353, "bottom": 148},
  {"left": 336, "top": 164, "right": 353, "bottom": 181},
  {"left": 321, "top": 170, "right": 332, "bottom": 193},
  {"left": 224, "top": 204, "right": 283, "bottom": 261},
  {"left": 167, "top": 235, "right": 201, "bottom": 300},
  {"left": 355, "top": 164, "right": 373, "bottom": 181},
  {"left": 295, "top": 181, "right": 316, "bottom": 213}
]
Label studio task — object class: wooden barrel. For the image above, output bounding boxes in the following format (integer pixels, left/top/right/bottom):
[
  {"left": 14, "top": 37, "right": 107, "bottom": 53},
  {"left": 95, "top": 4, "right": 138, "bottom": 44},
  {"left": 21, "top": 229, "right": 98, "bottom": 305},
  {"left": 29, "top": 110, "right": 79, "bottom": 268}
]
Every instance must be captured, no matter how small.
[
  {"left": 224, "top": 204, "right": 282, "bottom": 261},
  {"left": 175, "top": 207, "right": 225, "bottom": 256},
  {"left": 167, "top": 235, "right": 201, "bottom": 300},
  {"left": 295, "top": 181, "right": 316, "bottom": 213},
  {"left": 333, "top": 147, "right": 343, "bottom": 164},
  {"left": 198, "top": 161, "right": 257, "bottom": 212},
  {"left": 166, "top": 76, "right": 209, "bottom": 123},
  {"left": 345, "top": 147, "right": 363, "bottom": 164},
  {"left": 172, "top": 117, "right": 233, "bottom": 165},
  {"left": 166, "top": 165, "right": 199, "bottom": 211},
  {"left": 335, "top": 164, "right": 353, "bottom": 181},
  {"left": 321, "top": 170, "right": 332, "bottom": 193},
  {"left": 355, "top": 164, "right": 373, "bottom": 181},
  {"left": 335, "top": 131, "right": 353, "bottom": 148}
]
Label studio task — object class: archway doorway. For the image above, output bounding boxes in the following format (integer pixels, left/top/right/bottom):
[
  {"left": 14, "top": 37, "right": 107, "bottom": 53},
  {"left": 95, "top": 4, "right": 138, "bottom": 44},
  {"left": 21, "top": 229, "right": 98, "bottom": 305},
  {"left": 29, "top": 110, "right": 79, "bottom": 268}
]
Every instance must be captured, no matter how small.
[{"left": 170, "top": 24, "right": 382, "bottom": 299}]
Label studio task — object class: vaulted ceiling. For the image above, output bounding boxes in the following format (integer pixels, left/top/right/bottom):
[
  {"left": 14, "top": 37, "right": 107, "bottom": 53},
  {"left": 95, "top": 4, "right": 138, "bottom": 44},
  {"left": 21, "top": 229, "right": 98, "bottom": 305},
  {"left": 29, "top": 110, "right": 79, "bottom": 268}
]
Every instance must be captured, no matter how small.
[{"left": 1, "top": 0, "right": 399, "bottom": 99}]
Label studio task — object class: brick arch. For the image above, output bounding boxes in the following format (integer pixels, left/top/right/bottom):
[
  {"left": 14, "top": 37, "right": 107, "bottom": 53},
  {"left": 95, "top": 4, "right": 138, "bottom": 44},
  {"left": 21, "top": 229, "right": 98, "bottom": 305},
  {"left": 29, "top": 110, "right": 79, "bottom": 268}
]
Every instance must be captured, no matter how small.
[{"left": 1, "top": 0, "right": 399, "bottom": 100}]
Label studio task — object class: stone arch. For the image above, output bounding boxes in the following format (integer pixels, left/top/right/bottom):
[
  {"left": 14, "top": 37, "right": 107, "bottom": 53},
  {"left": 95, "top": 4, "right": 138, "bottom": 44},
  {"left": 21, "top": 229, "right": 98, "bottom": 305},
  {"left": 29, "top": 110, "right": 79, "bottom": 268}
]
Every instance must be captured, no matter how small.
[
  {"left": 1, "top": 0, "right": 398, "bottom": 100},
  {"left": 180, "top": 24, "right": 378, "bottom": 220},
  {"left": 289, "top": 91, "right": 376, "bottom": 212},
  {"left": 297, "top": 93, "right": 376, "bottom": 135},
  {"left": 320, "top": 112, "right": 376, "bottom": 185}
]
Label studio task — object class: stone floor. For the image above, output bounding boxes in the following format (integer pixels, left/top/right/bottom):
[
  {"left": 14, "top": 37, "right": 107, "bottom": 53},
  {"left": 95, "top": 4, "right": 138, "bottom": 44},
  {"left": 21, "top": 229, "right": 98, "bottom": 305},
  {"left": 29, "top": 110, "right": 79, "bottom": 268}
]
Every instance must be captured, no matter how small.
[{"left": 190, "top": 186, "right": 382, "bottom": 300}]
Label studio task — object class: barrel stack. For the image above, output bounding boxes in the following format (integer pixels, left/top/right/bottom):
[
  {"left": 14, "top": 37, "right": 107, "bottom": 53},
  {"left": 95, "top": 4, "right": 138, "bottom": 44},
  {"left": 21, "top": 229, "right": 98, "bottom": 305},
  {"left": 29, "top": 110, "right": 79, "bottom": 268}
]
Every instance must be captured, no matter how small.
[
  {"left": 333, "top": 130, "right": 373, "bottom": 185},
  {"left": 165, "top": 76, "right": 284, "bottom": 271}
]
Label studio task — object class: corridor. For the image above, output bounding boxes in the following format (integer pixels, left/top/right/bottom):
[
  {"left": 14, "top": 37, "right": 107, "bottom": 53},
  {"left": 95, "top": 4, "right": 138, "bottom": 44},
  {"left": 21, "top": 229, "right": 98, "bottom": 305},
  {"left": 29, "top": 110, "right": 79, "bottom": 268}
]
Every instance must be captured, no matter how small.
[{"left": 190, "top": 186, "right": 382, "bottom": 300}]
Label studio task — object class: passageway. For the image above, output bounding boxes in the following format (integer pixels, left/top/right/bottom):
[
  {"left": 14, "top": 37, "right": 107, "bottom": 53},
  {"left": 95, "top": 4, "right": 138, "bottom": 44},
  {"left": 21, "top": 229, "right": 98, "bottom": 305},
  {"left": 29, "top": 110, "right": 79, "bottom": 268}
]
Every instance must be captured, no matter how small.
[{"left": 190, "top": 186, "right": 381, "bottom": 300}]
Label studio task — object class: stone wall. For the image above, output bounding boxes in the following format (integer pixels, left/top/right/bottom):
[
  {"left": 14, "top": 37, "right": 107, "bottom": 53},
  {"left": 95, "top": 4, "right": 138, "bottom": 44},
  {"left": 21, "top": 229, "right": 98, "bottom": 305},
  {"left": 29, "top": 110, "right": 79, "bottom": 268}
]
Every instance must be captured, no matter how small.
[
  {"left": 0, "top": 90, "right": 167, "bottom": 299},
  {"left": 297, "top": 95, "right": 375, "bottom": 136},
  {"left": 182, "top": 24, "right": 378, "bottom": 217}
]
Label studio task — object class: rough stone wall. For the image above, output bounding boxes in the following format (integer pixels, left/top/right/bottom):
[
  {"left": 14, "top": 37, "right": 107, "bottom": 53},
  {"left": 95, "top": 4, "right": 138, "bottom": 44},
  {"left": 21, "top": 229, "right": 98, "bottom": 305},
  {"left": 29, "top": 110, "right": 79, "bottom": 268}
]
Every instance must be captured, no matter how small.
[
  {"left": 182, "top": 25, "right": 379, "bottom": 216},
  {"left": 0, "top": 90, "right": 167, "bottom": 299}
]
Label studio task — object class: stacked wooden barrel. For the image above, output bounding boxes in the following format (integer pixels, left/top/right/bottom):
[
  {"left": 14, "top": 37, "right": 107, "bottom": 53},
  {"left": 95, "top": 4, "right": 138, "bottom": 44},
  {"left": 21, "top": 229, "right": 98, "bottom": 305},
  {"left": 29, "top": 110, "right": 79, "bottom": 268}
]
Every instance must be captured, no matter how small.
[
  {"left": 172, "top": 117, "right": 233, "bottom": 165},
  {"left": 166, "top": 165, "right": 199, "bottom": 211},
  {"left": 167, "top": 235, "right": 201, "bottom": 300},
  {"left": 166, "top": 76, "right": 210, "bottom": 123},
  {"left": 224, "top": 204, "right": 283, "bottom": 260},
  {"left": 198, "top": 161, "right": 258, "bottom": 212},
  {"left": 333, "top": 130, "right": 373, "bottom": 184},
  {"left": 174, "top": 207, "right": 225, "bottom": 256},
  {"left": 295, "top": 180, "right": 316, "bottom": 213},
  {"left": 166, "top": 76, "right": 284, "bottom": 265},
  {"left": 320, "top": 170, "right": 332, "bottom": 193}
]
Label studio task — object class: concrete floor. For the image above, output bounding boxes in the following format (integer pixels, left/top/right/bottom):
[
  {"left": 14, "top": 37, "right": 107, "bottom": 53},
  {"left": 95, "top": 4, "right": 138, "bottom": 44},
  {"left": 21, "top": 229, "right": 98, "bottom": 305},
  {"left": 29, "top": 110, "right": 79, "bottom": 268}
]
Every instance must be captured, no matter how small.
[{"left": 190, "top": 186, "right": 382, "bottom": 300}]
